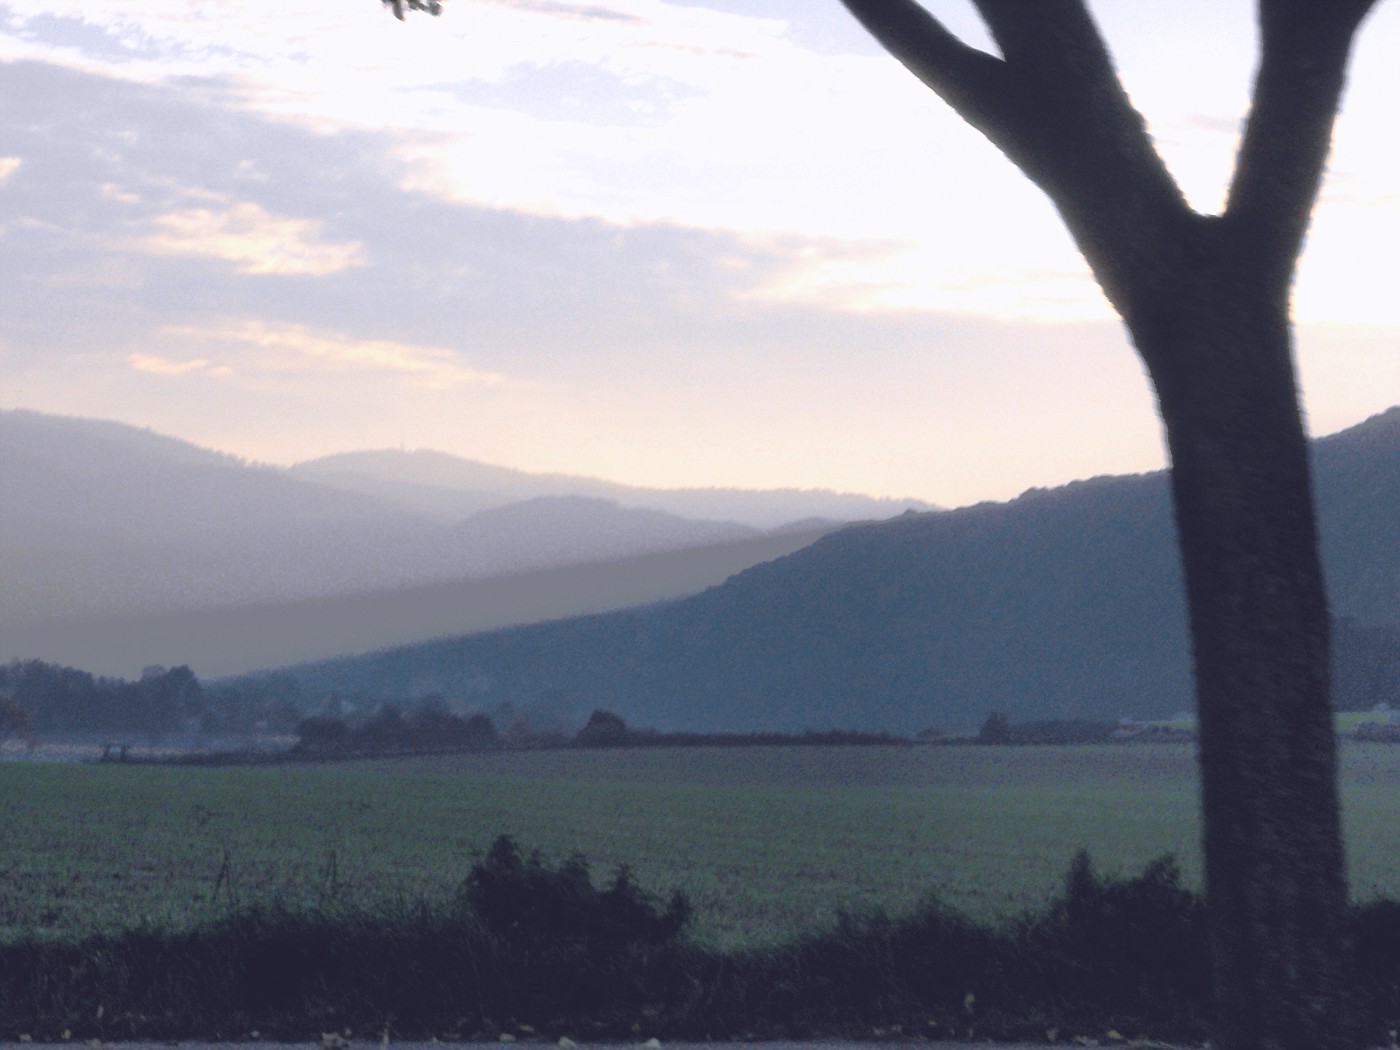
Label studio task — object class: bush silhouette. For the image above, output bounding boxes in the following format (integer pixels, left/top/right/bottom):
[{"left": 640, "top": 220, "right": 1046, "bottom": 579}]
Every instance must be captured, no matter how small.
[
  {"left": 1006, "top": 849, "right": 1210, "bottom": 1037},
  {"left": 460, "top": 835, "right": 690, "bottom": 946},
  {"left": 575, "top": 709, "right": 632, "bottom": 746},
  {"left": 976, "top": 710, "right": 1011, "bottom": 744},
  {"left": 454, "top": 835, "right": 693, "bottom": 1026}
]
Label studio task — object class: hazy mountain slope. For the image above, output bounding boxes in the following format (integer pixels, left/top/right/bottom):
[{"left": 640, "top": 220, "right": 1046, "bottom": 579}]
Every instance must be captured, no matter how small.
[
  {"left": 5, "top": 524, "right": 837, "bottom": 678},
  {"left": 285, "top": 408, "right": 1400, "bottom": 735},
  {"left": 0, "top": 410, "right": 441, "bottom": 620},
  {"left": 0, "top": 411, "right": 828, "bottom": 627},
  {"left": 452, "top": 496, "right": 759, "bottom": 565},
  {"left": 287, "top": 449, "right": 607, "bottom": 522},
  {"left": 291, "top": 448, "right": 938, "bottom": 528},
  {"left": 1313, "top": 407, "right": 1400, "bottom": 625}
]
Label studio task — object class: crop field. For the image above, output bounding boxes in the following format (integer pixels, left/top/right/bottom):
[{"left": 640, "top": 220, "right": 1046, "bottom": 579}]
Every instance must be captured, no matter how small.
[{"left": 6, "top": 742, "right": 1400, "bottom": 949}]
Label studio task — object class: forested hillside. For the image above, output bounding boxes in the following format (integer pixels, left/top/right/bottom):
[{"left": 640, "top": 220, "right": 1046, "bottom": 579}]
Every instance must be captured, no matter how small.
[{"left": 281, "top": 409, "right": 1400, "bottom": 734}]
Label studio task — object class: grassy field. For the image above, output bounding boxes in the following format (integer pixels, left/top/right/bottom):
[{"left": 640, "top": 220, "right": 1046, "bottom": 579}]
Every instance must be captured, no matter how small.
[{"left": 6, "top": 741, "right": 1400, "bottom": 949}]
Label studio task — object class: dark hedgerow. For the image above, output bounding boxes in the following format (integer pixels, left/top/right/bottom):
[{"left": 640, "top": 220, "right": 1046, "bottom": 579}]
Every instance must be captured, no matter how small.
[
  {"left": 1004, "top": 849, "right": 1212, "bottom": 1040},
  {"left": 460, "top": 835, "right": 691, "bottom": 948},
  {"left": 453, "top": 835, "right": 695, "bottom": 1028},
  {"left": 690, "top": 853, "right": 1211, "bottom": 1043},
  {"left": 1351, "top": 897, "right": 1400, "bottom": 1034},
  {"left": 708, "top": 895, "right": 1006, "bottom": 1038},
  {"left": 0, "top": 836, "right": 699, "bottom": 1042},
  {"left": 2, "top": 843, "right": 1399, "bottom": 1044}
]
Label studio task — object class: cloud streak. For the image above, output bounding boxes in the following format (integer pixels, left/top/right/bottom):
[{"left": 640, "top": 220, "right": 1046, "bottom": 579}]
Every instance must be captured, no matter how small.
[
  {"left": 161, "top": 321, "right": 509, "bottom": 390},
  {"left": 128, "top": 352, "right": 218, "bottom": 376},
  {"left": 139, "top": 200, "right": 366, "bottom": 276},
  {"left": 7, "top": 1, "right": 1397, "bottom": 327}
]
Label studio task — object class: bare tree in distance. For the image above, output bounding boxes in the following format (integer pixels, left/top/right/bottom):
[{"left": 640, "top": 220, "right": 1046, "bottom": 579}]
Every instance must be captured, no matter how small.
[
  {"left": 835, "top": 2, "right": 1383, "bottom": 1048},
  {"left": 378, "top": 1, "right": 1384, "bottom": 1045}
]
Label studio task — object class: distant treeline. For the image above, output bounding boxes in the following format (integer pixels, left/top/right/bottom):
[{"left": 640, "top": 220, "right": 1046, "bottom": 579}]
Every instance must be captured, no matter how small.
[
  {"left": 293, "top": 700, "right": 501, "bottom": 755},
  {"left": 571, "top": 708, "right": 906, "bottom": 749},
  {"left": 3, "top": 651, "right": 1395, "bottom": 755},
  {"left": 970, "top": 711, "right": 1195, "bottom": 745},
  {"left": 0, "top": 659, "right": 314, "bottom": 743},
  {"left": 289, "top": 705, "right": 905, "bottom": 757},
  {"left": 0, "top": 660, "right": 203, "bottom": 741}
]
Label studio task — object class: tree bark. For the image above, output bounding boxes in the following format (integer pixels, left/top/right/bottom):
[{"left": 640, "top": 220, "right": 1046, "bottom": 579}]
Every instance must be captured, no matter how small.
[
  {"left": 1132, "top": 273, "right": 1361, "bottom": 1049},
  {"left": 832, "top": 3, "right": 1385, "bottom": 1045}
]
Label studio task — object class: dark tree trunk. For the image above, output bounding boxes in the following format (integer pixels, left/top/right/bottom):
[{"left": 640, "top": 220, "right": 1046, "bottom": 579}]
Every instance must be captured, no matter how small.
[
  {"left": 1131, "top": 276, "right": 1361, "bottom": 1050},
  {"left": 830, "top": 4, "right": 1384, "bottom": 1045}
]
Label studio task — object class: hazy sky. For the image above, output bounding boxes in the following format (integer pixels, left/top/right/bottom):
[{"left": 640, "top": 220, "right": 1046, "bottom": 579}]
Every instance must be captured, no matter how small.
[{"left": 1, "top": 1, "right": 1396, "bottom": 507}]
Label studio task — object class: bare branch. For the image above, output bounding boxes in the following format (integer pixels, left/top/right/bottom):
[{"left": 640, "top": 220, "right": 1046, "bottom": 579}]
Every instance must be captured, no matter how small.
[
  {"left": 970, "top": 2, "right": 1183, "bottom": 192},
  {"left": 837, "top": 0, "right": 1012, "bottom": 131},
  {"left": 840, "top": 0, "right": 1194, "bottom": 319},
  {"left": 972, "top": 0, "right": 1113, "bottom": 72},
  {"left": 383, "top": 0, "right": 442, "bottom": 20},
  {"left": 1224, "top": 1, "right": 1380, "bottom": 292}
]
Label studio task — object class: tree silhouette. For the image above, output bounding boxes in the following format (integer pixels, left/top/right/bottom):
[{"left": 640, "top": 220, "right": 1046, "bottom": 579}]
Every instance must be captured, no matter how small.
[
  {"left": 0, "top": 695, "right": 30, "bottom": 741},
  {"left": 975, "top": 709, "right": 1011, "bottom": 745},
  {"left": 836, "top": 2, "right": 1382, "bottom": 1047}
]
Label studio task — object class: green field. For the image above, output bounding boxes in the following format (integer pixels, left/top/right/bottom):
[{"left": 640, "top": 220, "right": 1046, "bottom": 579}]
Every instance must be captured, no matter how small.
[{"left": 6, "top": 742, "right": 1400, "bottom": 949}]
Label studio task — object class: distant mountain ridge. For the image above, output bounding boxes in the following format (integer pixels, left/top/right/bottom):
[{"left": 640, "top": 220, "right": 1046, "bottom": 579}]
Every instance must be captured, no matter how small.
[
  {"left": 0, "top": 410, "right": 926, "bottom": 672},
  {"left": 281, "top": 408, "right": 1400, "bottom": 735},
  {"left": 289, "top": 449, "right": 938, "bottom": 528}
]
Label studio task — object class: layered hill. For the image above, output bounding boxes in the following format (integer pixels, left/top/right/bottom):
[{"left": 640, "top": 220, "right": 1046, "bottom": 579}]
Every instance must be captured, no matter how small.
[
  {"left": 1, "top": 410, "right": 921, "bottom": 674},
  {"left": 283, "top": 408, "right": 1400, "bottom": 734},
  {"left": 5, "top": 527, "right": 836, "bottom": 678},
  {"left": 290, "top": 449, "right": 938, "bottom": 528}
]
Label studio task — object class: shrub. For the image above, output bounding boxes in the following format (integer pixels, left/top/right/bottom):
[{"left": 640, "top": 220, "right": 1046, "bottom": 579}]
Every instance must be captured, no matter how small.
[
  {"left": 1007, "top": 849, "right": 1211, "bottom": 1039},
  {"left": 0, "top": 695, "right": 30, "bottom": 739},
  {"left": 460, "top": 712, "right": 501, "bottom": 749},
  {"left": 453, "top": 835, "right": 694, "bottom": 1029},
  {"left": 1011, "top": 718, "right": 1116, "bottom": 744},
  {"left": 575, "top": 709, "right": 632, "bottom": 747},
  {"left": 459, "top": 835, "right": 690, "bottom": 946},
  {"left": 976, "top": 710, "right": 1012, "bottom": 744},
  {"left": 293, "top": 715, "right": 350, "bottom": 752},
  {"left": 356, "top": 704, "right": 412, "bottom": 750}
]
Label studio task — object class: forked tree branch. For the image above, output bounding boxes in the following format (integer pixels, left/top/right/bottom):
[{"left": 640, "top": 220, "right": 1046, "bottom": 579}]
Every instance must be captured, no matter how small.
[
  {"left": 837, "top": 0, "right": 1013, "bottom": 133},
  {"left": 1224, "top": 0, "right": 1382, "bottom": 293},
  {"left": 971, "top": 0, "right": 1113, "bottom": 71},
  {"left": 837, "top": 0, "right": 1193, "bottom": 318}
]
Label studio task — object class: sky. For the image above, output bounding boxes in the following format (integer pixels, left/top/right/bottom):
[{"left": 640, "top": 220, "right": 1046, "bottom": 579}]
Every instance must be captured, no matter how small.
[{"left": 0, "top": 1, "right": 1396, "bottom": 508}]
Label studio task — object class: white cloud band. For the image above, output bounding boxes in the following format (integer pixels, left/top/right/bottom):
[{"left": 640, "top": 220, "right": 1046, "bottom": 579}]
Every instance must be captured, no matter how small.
[{"left": 139, "top": 201, "right": 365, "bottom": 276}]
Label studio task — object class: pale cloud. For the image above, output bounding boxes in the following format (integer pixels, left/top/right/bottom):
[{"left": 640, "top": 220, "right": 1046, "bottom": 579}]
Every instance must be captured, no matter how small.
[
  {"left": 128, "top": 354, "right": 229, "bottom": 378},
  {"left": 4, "top": 1, "right": 1396, "bottom": 331},
  {"left": 162, "top": 321, "right": 508, "bottom": 390},
  {"left": 139, "top": 201, "right": 365, "bottom": 276},
  {"left": 1, "top": 2, "right": 938, "bottom": 235},
  {"left": 0, "top": 156, "right": 20, "bottom": 185},
  {"left": 748, "top": 245, "right": 1114, "bottom": 323},
  {"left": 100, "top": 182, "right": 141, "bottom": 204}
]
